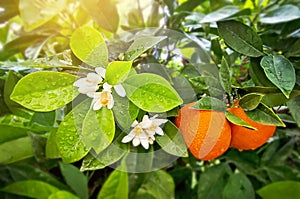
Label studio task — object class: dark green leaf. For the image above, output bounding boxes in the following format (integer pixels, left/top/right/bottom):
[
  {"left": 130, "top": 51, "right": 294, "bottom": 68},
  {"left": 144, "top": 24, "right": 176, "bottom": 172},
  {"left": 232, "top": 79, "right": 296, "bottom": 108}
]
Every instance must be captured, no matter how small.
[
  {"left": 10, "top": 71, "right": 78, "bottom": 112},
  {"left": 156, "top": 121, "right": 188, "bottom": 157},
  {"left": 1, "top": 180, "right": 59, "bottom": 199},
  {"left": 59, "top": 162, "right": 88, "bottom": 199},
  {"left": 217, "top": 20, "right": 264, "bottom": 57},
  {"left": 201, "top": 6, "right": 249, "bottom": 23},
  {"left": 257, "top": 181, "right": 300, "bottom": 199},
  {"left": 239, "top": 93, "right": 264, "bottom": 111},
  {"left": 245, "top": 103, "right": 285, "bottom": 126},
  {"left": 222, "top": 173, "right": 255, "bottom": 199},
  {"left": 81, "top": 0, "right": 119, "bottom": 33},
  {"left": 82, "top": 107, "right": 115, "bottom": 154},
  {"left": 249, "top": 57, "right": 275, "bottom": 87},
  {"left": 260, "top": 55, "right": 295, "bottom": 98},
  {"left": 192, "top": 96, "right": 226, "bottom": 112},
  {"left": 197, "top": 163, "right": 231, "bottom": 199},
  {"left": 287, "top": 95, "right": 300, "bottom": 127},
  {"left": 70, "top": 26, "right": 108, "bottom": 67},
  {"left": 219, "top": 57, "right": 231, "bottom": 94},
  {"left": 259, "top": 5, "right": 300, "bottom": 24}
]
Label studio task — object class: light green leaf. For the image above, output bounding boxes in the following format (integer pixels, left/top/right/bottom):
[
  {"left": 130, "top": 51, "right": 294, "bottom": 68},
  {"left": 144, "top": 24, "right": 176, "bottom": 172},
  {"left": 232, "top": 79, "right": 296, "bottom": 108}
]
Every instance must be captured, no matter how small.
[
  {"left": 80, "top": 0, "right": 119, "bottom": 33},
  {"left": 1, "top": 180, "right": 59, "bottom": 199},
  {"left": 0, "top": 137, "right": 34, "bottom": 164},
  {"left": 70, "top": 26, "right": 108, "bottom": 67},
  {"left": 80, "top": 133, "right": 129, "bottom": 171},
  {"left": 46, "top": 130, "right": 60, "bottom": 159},
  {"left": 0, "top": 124, "right": 28, "bottom": 144},
  {"left": 49, "top": 191, "right": 80, "bottom": 199},
  {"left": 10, "top": 71, "right": 78, "bottom": 112},
  {"left": 97, "top": 164, "right": 128, "bottom": 199},
  {"left": 124, "top": 36, "right": 166, "bottom": 60},
  {"left": 225, "top": 111, "right": 256, "bottom": 130},
  {"left": 245, "top": 103, "right": 285, "bottom": 127},
  {"left": 59, "top": 162, "right": 88, "bottom": 199},
  {"left": 239, "top": 93, "right": 264, "bottom": 111},
  {"left": 201, "top": 6, "right": 248, "bottom": 23},
  {"left": 260, "top": 55, "right": 296, "bottom": 98},
  {"left": 222, "top": 173, "right": 255, "bottom": 199},
  {"left": 56, "top": 99, "right": 90, "bottom": 163},
  {"left": 140, "top": 170, "right": 175, "bottom": 199},
  {"left": 217, "top": 20, "right": 264, "bottom": 57},
  {"left": 192, "top": 96, "right": 226, "bottom": 112},
  {"left": 287, "top": 95, "right": 300, "bottom": 127},
  {"left": 156, "top": 121, "right": 188, "bottom": 157},
  {"left": 257, "top": 181, "right": 300, "bottom": 199},
  {"left": 260, "top": 5, "right": 300, "bottom": 24},
  {"left": 19, "top": 0, "right": 66, "bottom": 31},
  {"left": 123, "top": 73, "right": 183, "bottom": 113},
  {"left": 106, "top": 61, "right": 132, "bottom": 85},
  {"left": 219, "top": 57, "right": 231, "bottom": 94},
  {"left": 82, "top": 107, "right": 115, "bottom": 154}
]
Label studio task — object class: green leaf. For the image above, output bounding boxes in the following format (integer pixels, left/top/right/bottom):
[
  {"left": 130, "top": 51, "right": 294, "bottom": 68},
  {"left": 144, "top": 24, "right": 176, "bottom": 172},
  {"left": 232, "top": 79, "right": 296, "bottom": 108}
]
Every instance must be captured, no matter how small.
[
  {"left": 156, "top": 121, "right": 188, "bottom": 157},
  {"left": 245, "top": 103, "right": 285, "bottom": 127},
  {"left": 192, "top": 96, "right": 226, "bottom": 112},
  {"left": 46, "top": 130, "right": 60, "bottom": 159},
  {"left": 82, "top": 107, "right": 115, "bottom": 154},
  {"left": 287, "top": 95, "right": 300, "bottom": 127},
  {"left": 59, "top": 162, "right": 88, "bottom": 199},
  {"left": 260, "top": 55, "right": 296, "bottom": 98},
  {"left": 140, "top": 170, "right": 175, "bottom": 199},
  {"left": 123, "top": 73, "right": 183, "bottom": 113},
  {"left": 1, "top": 180, "right": 59, "bottom": 199},
  {"left": 257, "top": 181, "right": 300, "bottom": 199},
  {"left": 106, "top": 61, "right": 132, "bottom": 85},
  {"left": 197, "top": 163, "right": 231, "bottom": 199},
  {"left": 10, "top": 71, "right": 78, "bottom": 112},
  {"left": 70, "top": 26, "right": 108, "bottom": 67},
  {"left": 80, "top": 133, "right": 129, "bottom": 171},
  {"left": 49, "top": 191, "right": 80, "bottom": 199},
  {"left": 222, "top": 173, "right": 255, "bottom": 199},
  {"left": 112, "top": 92, "right": 139, "bottom": 132},
  {"left": 0, "top": 136, "right": 34, "bottom": 164},
  {"left": 219, "top": 57, "right": 231, "bottom": 94},
  {"left": 201, "top": 6, "right": 249, "bottom": 23},
  {"left": 56, "top": 99, "right": 90, "bottom": 163},
  {"left": 80, "top": 0, "right": 119, "bottom": 33},
  {"left": 259, "top": 5, "right": 300, "bottom": 24},
  {"left": 124, "top": 36, "right": 166, "bottom": 60},
  {"left": 97, "top": 165, "right": 128, "bottom": 199},
  {"left": 225, "top": 111, "right": 256, "bottom": 130},
  {"left": 19, "top": 0, "right": 66, "bottom": 31},
  {"left": 217, "top": 20, "right": 264, "bottom": 57},
  {"left": 0, "top": 124, "right": 28, "bottom": 144},
  {"left": 249, "top": 57, "right": 275, "bottom": 87},
  {"left": 239, "top": 93, "right": 264, "bottom": 111}
]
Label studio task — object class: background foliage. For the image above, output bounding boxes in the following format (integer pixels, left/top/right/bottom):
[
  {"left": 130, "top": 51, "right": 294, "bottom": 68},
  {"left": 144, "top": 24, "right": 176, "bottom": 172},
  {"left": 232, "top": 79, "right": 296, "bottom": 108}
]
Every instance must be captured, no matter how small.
[{"left": 0, "top": 0, "right": 300, "bottom": 198}]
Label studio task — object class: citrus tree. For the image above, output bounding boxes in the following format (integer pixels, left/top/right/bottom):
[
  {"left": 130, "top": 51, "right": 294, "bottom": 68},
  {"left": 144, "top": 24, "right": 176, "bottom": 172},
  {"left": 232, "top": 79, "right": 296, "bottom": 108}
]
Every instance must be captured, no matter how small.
[{"left": 0, "top": 0, "right": 299, "bottom": 198}]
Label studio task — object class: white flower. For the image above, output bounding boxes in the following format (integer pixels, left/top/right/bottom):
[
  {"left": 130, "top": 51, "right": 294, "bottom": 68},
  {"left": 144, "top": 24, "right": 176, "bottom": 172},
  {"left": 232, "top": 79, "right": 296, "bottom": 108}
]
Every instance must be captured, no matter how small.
[
  {"left": 91, "top": 83, "right": 114, "bottom": 110},
  {"left": 121, "top": 115, "right": 168, "bottom": 149},
  {"left": 73, "top": 71, "right": 103, "bottom": 96}
]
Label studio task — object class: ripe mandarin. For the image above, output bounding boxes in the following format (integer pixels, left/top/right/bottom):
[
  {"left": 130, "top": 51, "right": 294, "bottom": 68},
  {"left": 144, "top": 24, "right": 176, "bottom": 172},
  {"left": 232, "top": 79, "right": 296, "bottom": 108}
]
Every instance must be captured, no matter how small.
[
  {"left": 227, "top": 105, "right": 276, "bottom": 150},
  {"left": 174, "top": 102, "right": 231, "bottom": 160}
]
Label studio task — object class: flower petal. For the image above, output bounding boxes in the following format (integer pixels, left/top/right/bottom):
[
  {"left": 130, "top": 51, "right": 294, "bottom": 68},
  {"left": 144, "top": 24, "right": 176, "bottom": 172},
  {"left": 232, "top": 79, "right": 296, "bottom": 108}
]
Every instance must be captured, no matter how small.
[
  {"left": 114, "top": 84, "right": 126, "bottom": 97},
  {"left": 78, "top": 85, "right": 98, "bottom": 94},
  {"left": 107, "top": 96, "right": 114, "bottom": 109},
  {"left": 132, "top": 137, "right": 141, "bottom": 147},
  {"left": 73, "top": 78, "right": 87, "bottom": 87},
  {"left": 121, "top": 131, "right": 135, "bottom": 143},
  {"left": 140, "top": 138, "right": 149, "bottom": 149},
  {"left": 155, "top": 127, "right": 164, "bottom": 136},
  {"left": 87, "top": 73, "right": 102, "bottom": 84},
  {"left": 95, "top": 67, "right": 106, "bottom": 78},
  {"left": 93, "top": 100, "right": 103, "bottom": 111},
  {"left": 103, "top": 82, "right": 113, "bottom": 92}
]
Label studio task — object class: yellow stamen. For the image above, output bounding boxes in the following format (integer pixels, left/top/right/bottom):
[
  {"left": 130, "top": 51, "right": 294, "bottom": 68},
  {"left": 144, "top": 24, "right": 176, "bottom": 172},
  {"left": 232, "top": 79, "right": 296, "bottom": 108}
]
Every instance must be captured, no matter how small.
[{"left": 134, "top": 127, "right": 142, "bottom": 135}]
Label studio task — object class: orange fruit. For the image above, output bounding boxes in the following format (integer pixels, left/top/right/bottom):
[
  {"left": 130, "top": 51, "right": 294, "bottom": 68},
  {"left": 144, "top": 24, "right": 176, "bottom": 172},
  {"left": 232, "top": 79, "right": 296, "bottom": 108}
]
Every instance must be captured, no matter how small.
[
  {"left": 174, "top": 102, "right": 231, "bottom": 160},
  {"left": 227, "top": 105, "right": 276, "bottom": 150}
]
